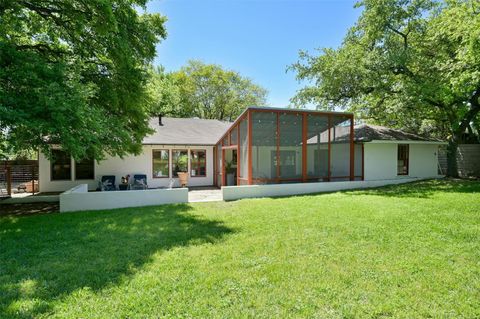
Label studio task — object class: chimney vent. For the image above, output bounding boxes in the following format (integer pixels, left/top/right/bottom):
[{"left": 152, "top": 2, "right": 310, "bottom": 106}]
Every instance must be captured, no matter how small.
[{"left": 158, "top": 115, "right": 163, "bottom": 126}]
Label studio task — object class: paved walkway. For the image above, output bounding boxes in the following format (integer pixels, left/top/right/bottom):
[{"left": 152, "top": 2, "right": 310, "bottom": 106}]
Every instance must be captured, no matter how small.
[{"left": 188, "top": 187, "right": 223, "bottom": 202}]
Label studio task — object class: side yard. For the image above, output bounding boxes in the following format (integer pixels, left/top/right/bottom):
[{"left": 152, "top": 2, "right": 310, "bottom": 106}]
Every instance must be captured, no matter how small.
[{"left": 0, "top": 180, "right": 479, "bottom": 318}]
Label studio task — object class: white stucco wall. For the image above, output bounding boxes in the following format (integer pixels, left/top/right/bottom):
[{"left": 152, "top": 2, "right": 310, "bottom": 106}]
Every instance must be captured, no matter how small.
[
  {"left": 364, "top": 142, "right": 442, "bottom": 181},
  {"left": 60, "top": 184, "right": 188, "bottom": 212},
  {"left": 222, "top": 177, "right": 423, "bottom": 201},
  {"left": 39, "top": 145, "right": 215, "bottom": 192}
]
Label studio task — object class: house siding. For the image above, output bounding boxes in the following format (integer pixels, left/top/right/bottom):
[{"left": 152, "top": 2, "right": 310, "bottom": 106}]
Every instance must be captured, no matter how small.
[
  {"left": 39, "top": 145, "right": 214, "bottom": 192},
  {"left": 364, "top": 142, "right": 441, "bottom": 181}
]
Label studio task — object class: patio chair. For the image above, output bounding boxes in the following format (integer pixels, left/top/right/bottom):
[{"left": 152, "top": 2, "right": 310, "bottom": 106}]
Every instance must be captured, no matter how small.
[
  {"left": 99, "top": 175, "right": 116, "bottom": 191},
  {"left": 131, "top": 174, "right": 148, "bottom": 190}
]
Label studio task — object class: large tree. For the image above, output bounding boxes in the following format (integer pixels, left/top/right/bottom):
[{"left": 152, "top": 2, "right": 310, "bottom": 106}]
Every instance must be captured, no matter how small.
[
  {"left": 291, "top": 0, "right": 480, "bottom": 176},
  {"left": 0, "top": 0, "right": 166, "bottom": 160},
  {"left": 148, "top": 60, "right": 268, "bottom": 121}
]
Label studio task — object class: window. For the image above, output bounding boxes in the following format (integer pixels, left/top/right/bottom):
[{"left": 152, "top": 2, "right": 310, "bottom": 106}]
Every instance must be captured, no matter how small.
[
  {"left": 172, "top": 150, "right": 188, "bottom": 177},
  {"left": 190, "top": 150, "right": 206, "bottom": 177},
  {"left": 51, "top": 149, "right": 71, "bottom": 181},
  {"left": 75, "top": 158, "right": 94, "bottom": 180},
  {"left": 397, "top": 144, "right": 409, "bottom": 175},
  {"left": 153, "top": 150, "right": 169, "bottom": 178}
]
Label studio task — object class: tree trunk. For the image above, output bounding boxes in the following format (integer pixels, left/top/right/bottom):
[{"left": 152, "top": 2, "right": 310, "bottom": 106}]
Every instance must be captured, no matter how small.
[{"left": 446, "top": 138, "right": 459, "bottom": 177}]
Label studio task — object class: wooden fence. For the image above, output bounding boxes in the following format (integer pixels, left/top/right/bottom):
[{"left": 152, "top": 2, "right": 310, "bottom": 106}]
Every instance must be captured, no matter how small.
[
  {"left": 438, "top": 144, "right": 480, "bottom": 177},
  {"left": 0, "top": 160, "right": 39, "bottom": 198}
]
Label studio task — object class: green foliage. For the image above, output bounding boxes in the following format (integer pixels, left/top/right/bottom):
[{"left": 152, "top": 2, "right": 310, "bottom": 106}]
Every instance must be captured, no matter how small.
[
  {"left": 148, "top": 60, "right": 268, "bottom": 121},
  {"left": 291, "top": 0, "right": 480, "bottom": 142},
  {"left": 0, "top": 0, "right": 167, "bottom": 160},
  {"left": 1, "top": 180, "right": 479, "bottom": 317}
]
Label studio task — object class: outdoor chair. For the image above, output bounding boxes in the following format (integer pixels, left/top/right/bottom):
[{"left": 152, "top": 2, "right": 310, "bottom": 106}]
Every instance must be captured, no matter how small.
[
  {"left": 99, "top": 175, "right": 116, "bottom": 191},
  {"left": 131, "top": 174, "right": 148, "bottom": 190}
]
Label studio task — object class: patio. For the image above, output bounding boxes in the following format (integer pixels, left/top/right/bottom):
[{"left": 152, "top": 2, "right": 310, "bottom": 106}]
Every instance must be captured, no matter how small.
[{"left": 188, "top": 187, "right": 222, "bottom": 202}]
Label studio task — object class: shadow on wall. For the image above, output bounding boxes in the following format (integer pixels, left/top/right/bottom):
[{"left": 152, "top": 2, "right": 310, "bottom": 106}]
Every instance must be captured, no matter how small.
[
  {"left": 343, "top": 178, "right": 480, "bottom": 199},
  {"left": 0, "top": 204, "right": 235, "bottom": 318}
]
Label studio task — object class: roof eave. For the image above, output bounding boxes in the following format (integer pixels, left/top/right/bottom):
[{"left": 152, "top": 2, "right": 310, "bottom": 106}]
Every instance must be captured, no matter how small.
[{"left": 365, "top": 140, "right": 447, "bottom": 145}]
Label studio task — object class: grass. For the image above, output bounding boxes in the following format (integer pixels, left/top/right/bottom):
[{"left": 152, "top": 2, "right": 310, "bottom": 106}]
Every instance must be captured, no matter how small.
[{"left": 0, "top": 179, "right": 479, "bottom": 318}]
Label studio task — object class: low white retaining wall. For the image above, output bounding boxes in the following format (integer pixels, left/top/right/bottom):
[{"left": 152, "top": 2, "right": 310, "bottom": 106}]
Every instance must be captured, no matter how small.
[
  {"left": 222, "top": 178, "right": 426, "bottom": 201},
  {"left": 60, "top": 184, "right": 188, "bottom": 212}
]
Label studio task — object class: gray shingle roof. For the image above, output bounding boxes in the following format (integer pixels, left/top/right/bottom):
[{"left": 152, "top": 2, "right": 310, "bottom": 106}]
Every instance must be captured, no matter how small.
[
  {"left": 354, "top": 124, "right": 442, "bottom": 142},
  {"left": 143, "top": 117, "right": 232, "bottom": 145}
]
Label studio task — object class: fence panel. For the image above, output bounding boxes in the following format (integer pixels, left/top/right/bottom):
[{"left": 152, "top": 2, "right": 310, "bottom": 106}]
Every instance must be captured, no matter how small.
[
  {"left": 438, "top": 144, "right": 480, "bottom": 177},
  {"left": 0, "top": 161, "right": 39, "bottom": 197}
]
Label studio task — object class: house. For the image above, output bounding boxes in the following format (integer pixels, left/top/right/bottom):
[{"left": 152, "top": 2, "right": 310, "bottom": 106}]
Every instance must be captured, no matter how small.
[{"left": 39, "top": 107, "right": 445, "bottom": 193}]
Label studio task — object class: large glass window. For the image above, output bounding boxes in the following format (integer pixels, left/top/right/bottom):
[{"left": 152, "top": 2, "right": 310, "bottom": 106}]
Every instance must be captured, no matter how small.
[
  {"left": 251, "top": 111, "right": 277, "bottom": 181},
  {"left": 306, "top": 114, "right": 329, "bottom": 180},
  {"left": 330, "top": 115, "right": 352, "bottom": 179},
  {"left": 51, "top": 149, "right": 71, "bottom": 181},
  {"left": 397, "top": 144, "right": 409, "bottom": 175},
  {"left": 75, "top": 158, "right": 94, "bottom": 180},
  {"left": 239, "top": 118, "right": 248, "bottom": 180},
  {"left": 230, "top": 126, "right": 238, "bottom": 145},
  {"left": 191, "top": 150, "right": 206, "bottom": 177},
  {"left": 172, "top": 150, "right": 188, "bottom": 177},
  {"left": 153, "top": 150, "right": 169, "bottom": 178},
  {"left": 278, "top": 113, "right": 303, "bottom": 179},
  {"left": 354, "top": 144, "right": 363, "bottom": 179}
]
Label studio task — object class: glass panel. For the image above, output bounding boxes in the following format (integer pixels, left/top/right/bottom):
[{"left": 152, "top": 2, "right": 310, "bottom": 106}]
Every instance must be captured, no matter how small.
[
  {"left": 239, "top": 117, "right": 248, "bottom": 179},
  {"left": 306, "top": 114, "right": 329, "bottom": 179},
  {"left": 172, "top": 150, "right": 188, "bottom": 177},
  {"left": 51, "top": 150, "right": 71, "bottom": 180},
  {"left": 251, "top": 111, "right": 277, "bottom": 180},
  {"left": 75, "top": 158, "right": 94, "bottom": 180},
  {"left": 278, "top": 113, "right": 302, "bottom": 179},
  {"left": 354, "top": 144, "right": 363, "bottom": 177},
  {"left": 330, "top": 115, "right": 351, "bottom": 178},
  {"left": 153, "top": 150, "right": 169, "bottom": 178},
  {"left": 230, "top": 126, "right": 238, "bottom": 145},
  {"left": 397, "top": 144, "right": 409, "bottom": 175},
  {"left": 223, "top": 136, "right": 229, "bottom": 146},
  {"left": 191, "top": 150, "right": 206, "bottom": 177}
]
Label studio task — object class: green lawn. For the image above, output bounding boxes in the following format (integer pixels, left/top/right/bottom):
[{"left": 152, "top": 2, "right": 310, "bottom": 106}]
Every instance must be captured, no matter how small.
[{"left": 1, "top": 180, "right": 479, "bottom": 318}]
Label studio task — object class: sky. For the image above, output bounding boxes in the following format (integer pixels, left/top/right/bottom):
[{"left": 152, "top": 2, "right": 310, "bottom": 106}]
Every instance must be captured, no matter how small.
[{"left": 146, "top": 0, "right": 361, "bottom": 107}]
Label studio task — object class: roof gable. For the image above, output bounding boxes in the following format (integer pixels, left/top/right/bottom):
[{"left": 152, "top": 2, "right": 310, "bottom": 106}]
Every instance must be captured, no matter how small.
[{"left": 143, "top": 117, "right": 232, "bottom": 145}]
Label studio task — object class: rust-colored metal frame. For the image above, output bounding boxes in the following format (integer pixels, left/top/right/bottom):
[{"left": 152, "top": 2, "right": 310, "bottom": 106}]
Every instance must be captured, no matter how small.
[
  {"left": 214, "top": 107, "right": 355, "bottom": 186},
  {"left": 152, "top": 149, "right": 170, "bottom": 179},
  {"left": 171, "top": 149, "right": 188, "bottom": 178},
  {"left": 189, "top": 149, "right": 207, "bottom": 178}
]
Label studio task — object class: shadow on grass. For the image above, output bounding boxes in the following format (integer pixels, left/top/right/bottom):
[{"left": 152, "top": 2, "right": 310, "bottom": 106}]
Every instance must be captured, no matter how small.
[{"left": 0, "top": 204, "right": 234, "bottom": 318}]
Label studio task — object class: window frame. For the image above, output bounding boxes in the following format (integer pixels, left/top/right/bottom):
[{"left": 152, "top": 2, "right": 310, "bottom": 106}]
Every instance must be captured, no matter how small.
[
  {"left": 50, "top": 149, "right": 72, "bottom": 181},
  {"left": 190, "top": 149, "right": 207, "bottom": 177},
  {"left": 152, "top": 149, "right": 170, "bottom": 179},
  {"left": 74, "top": 158, "right": 95, "bottom": 180},
  {"left": 397, "top": 144, "right": 409, "bottom": 176},
  {"left": 172, "top": 149, "right": 189, "bottom": 178}
]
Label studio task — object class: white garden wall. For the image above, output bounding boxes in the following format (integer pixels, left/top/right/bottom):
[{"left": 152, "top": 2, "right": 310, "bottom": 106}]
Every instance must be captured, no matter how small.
[
  {"left": 222, "top": 177, "right": 424, "bottom": 201},
  {"left": 40, "top": 145, "right": 214, "bottom": 192},
  {"left": 60, "top": 184, "right": 188, "bottom": 212}
]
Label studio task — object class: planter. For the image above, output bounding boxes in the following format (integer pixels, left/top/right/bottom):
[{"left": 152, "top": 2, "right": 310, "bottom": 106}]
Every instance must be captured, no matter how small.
[
  {"left": 177, "top": 172, "right": 188, "bottom": 187},
  {"left": 226, "top": 173, "right": 235, "bottom": 186}
]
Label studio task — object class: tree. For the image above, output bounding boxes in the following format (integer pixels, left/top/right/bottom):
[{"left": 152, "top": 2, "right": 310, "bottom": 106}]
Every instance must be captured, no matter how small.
[
  {"left": 0, "top": 0, "right": 167, "bottom": 161},
  {"left": 148, "top": 60, "right": 268, "bottom": 121},
  {"left": 291, "top": 0, "right": 480, "bottom": 176}
]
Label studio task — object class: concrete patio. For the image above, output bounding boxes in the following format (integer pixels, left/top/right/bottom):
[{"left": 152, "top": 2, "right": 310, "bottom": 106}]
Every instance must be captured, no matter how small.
[{"left": 188, "top": 187, "right": 222, "bottom": 202}]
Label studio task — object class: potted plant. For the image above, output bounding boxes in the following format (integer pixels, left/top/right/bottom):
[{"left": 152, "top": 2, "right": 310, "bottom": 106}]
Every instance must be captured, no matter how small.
[
  {"left": 225, "top": 160, "right": 236, "bottom": 186},
  {"left": 176, "top": 154, "right": 189, "bottom": 187}
]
